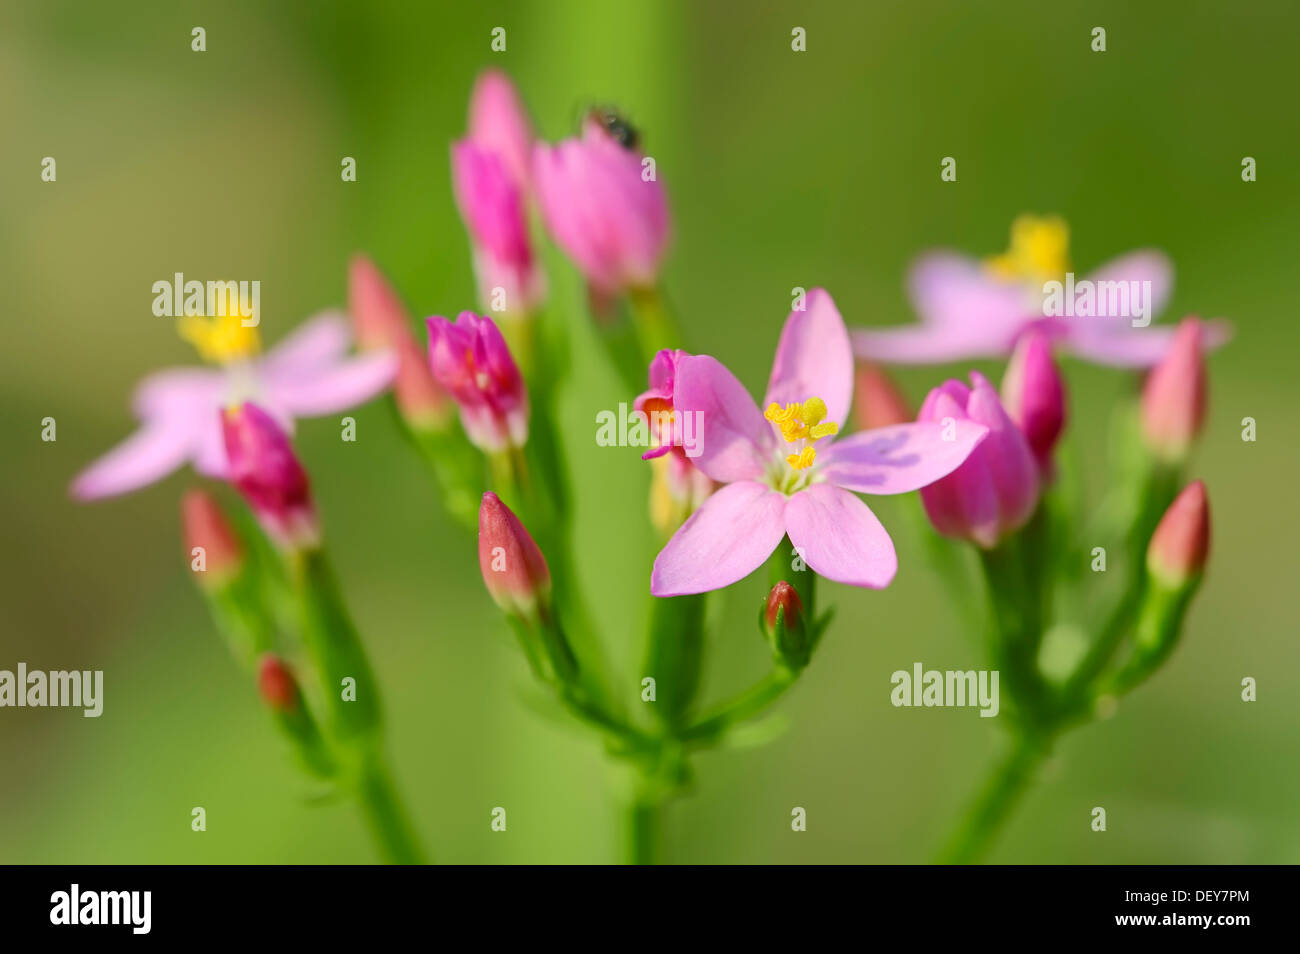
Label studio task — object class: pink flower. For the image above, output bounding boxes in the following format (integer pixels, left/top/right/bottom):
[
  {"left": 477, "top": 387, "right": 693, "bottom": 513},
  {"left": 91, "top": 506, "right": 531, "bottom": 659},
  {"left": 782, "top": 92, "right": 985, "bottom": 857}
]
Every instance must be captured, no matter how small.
[
  {"left": 71, "top": 313, "right": 396, "bottom": 500},
  {"left": 1141, "top": 317, "right": 1206, "bottom": 462},
  {"left": 999, "top": 329, "right": 1066, "bottom": 476},
  {"left": 650, "top": 289, "right": 988, "bottom": 596},
  {"left": 1147, "top": 480, "right": 1211, "bottom": 586},
  {"left": 851, "top": 215, "right": 1230, "bottom": 368},
  {"left": 917, "top": 373, "right": 1040, "bottom": 549},
  {"left": 221, "top": 402, "right": 319, "bottom": 549},
  {"left": 533, "top": 118, "right": 670, "bottom": 297},
  {"left": 426, "top": 311, "right": 528, "bottom": 451},
  {"left": 634, "top": 348, "right": 692, "bottom": 459}
]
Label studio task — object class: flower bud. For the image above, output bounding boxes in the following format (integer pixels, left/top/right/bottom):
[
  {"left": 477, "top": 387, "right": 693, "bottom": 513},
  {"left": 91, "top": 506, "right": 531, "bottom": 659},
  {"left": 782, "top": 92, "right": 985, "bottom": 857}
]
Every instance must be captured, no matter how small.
[
  {"left": 533, "top": 118, "right": 670, "bottom": 297},
  {"left": 478, "top": 492, "right": 551, "bottom": 618},
  {"left": 426, "top": 312, "right": 528, "bottom": 451},
  {"left": 220, "top": 403, "right": 319, "bottom": 549},
  {"left": 257, "top": 653, "right": 302, "bottom": 713},
  {"left": 762, "top": 581, "right": 809, "bottom": 669},
  {"left": 918, "top": 373, "right": 1040, "bottom": 549},
  {"left": 467, "top": 69, "right": 534, "bottom": 193},
  {"left": 853, "top": 362, "right": 913, "bottom": 430},
  {"left": 1000, "top": 329, "right": 1066, "bottom": 476},
  {"left": 1147, "top": 480, "right": 1211, "bottom": 587},
  {"left": 451, "top": 142, "right": 545, "bottom": 318},
  {"left": 349, "top": 256, "right": 452, "bottom": 432},
  {"left": 1141, "top": 317, "right": 1206, "bottom": 463},
  {"left": 181, "top": 488, "right": 243, "bottom": 585}
]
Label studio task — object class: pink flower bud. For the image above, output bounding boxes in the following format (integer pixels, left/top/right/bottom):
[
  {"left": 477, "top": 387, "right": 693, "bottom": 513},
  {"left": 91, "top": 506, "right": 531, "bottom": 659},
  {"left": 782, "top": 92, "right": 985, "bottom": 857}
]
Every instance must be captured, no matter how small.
[
  {"left": 853, "top": 362, "right": 913, "bottom": 430},
  {"left": 764, "top": 581, "right": 804, "bottom": 632},
  {"left": 918, "top": 373, "right": 1040, "bottom": 548},
  {"left": 1000, "top": 329, "right": 1067, "bottom": 475},
  {"left": 467, "top": 69, "right": 534, "bottom": 193},
  {"left": 532, "top": 119, "right": 670, "bottom": 297},
  {"left": 633, "top": 348, "right": 690, "bottom": 459},
  {"left": 1141, "top": 317, "right": 1206, "bottom": 462},
  {"left": 220, "top": 403, "right": 319, "bottom": 549},
  {"left": 257, "top": 653, "right": 301, "bottom": 713},
  {"left": 1147, "top": 480, "right": 1211, "bottom": 586},
  {"left": 451, "top": 142, "right": 545, "bottom": 317},
  {"left": 180, "top": 488, "right": 243, "bottom": 584},
  {"left": 478, "top": 492, "right": 551, "bottom": 617},
  {"left": 426, "top": 312, "right": 528, "bottom": 452},
  {"left": 348, "top": 256, "right": 452, "bottom": 432}
]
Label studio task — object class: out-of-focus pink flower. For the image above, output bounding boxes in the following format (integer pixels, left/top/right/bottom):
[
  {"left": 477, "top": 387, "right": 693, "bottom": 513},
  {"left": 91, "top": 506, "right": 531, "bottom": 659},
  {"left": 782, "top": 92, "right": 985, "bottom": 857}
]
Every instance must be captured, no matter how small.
[
  {"left": 853, "top": 362, "right": 913, "bottom": 431},
  {"left": 478, "top": 491, "right": 551, "bottom": 617},
  {"left": 426, "top": 312, "right": 528, "bottom": 451},
  {"left": 348, "top": 255, "right": 451, "bottom": 432},
  {"left": 451, "top": 143, "right": 545, "bottom": 318},
  {"left": 1147, "top": 480, "right": 1211, "bottom": 586},
  {"left": 467, "top": 69, "right": 534, "bottom": 193},
  {"left": 1000, "top": 329, "right": 1067, "bottom": 476},
  {"left": 634, "top": 348, "right": 691, "bottom": 460},
  {"left": 918, "top": 373, "right": 1040, "bottom": 549},
  {"left": 1141, "top": 317, "right": 1207, "bottom": 463},
  {"left": 636, "top": 348, "right": 716, "bottom": 534},
  {"left": 180, "top": 488, "right": 243, "bottom": 584},
  {"left": 851, "top": 214, "right": 1230, "bottom": 368},
  {"left": 71, "top": 313, "right": 396, "bottom": 501},
  {"left": 533, "top": 118, "right": 670, "bottom": 297},
  {"left": 220, "top": 402, "right": 319, "bottom": 549},
  {"left": 650, "top": 289, "right": 987, "bottom": 597}
]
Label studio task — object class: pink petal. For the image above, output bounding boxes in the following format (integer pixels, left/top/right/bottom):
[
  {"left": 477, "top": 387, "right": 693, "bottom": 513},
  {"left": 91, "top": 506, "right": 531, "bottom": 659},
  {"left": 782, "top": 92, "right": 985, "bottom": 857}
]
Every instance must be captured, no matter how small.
[
  {"left": 266, "top": 351, "right": 398, "bottom": 417},
  {"left": 851, "top": 323, "right": 1019, "bottom": 364},
  {"left": 674, "top": 355, "right": 773, "bottom": 483},
  {"left": 819, "top": 420, "right": 988, "bottom": 495},
  {"left": 70, "top": 416, "right": 197, "bottom": 500},
  {"left": 259, "top": 312, "right": 353, "bottom": 380},
  {"left": 784, "top": 484, "right": 897, "bottom": 589},
  {"left": 1066, "top": 317, "right": 1233, "bottom": 368},
  {"left": 651, "top": 481, "right": 787, "bottom": 596},
  {"left": 1082, "top": 250, "right": 1174, "bottom": 318},
  {"left": 764, "top": 288, "right": 853, "bottom": 428},
  {"left": 131, "top": 367, "right": 221, "bottom": 420},
  {"left": 907, "top": 252, "right": 1032, "bottom": 329}
]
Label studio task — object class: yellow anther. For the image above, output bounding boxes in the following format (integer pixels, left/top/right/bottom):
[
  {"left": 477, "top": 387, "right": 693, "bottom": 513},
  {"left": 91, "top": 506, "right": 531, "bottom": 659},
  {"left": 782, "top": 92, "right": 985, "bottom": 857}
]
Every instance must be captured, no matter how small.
[
  {"left": 984, "top": 214, "right": 1070, "bottom": 284},
  {"left": 179, "top": 313, "right": 261, "bottom": 364},
  {"left": 800, "top": 396, "right": 827, "bottom": 425},
  {"left": 808, "top": 421, "right": 838, "bottom": 440},
  {"left": 785, "top": 447, "right": 817, "bottom": 470},
  {"left": 764, "top": 402, "right": 799, "bottom": 423}
]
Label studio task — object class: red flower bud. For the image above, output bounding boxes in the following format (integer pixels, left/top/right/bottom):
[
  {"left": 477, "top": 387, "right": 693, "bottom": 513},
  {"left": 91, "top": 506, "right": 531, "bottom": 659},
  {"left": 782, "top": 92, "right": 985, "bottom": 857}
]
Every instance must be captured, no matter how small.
[
  {"left": 180, "top": 488, "right": 243, "bottom": 584},
  {"left": 1141, "top": 317, "right": 1207, "bottom": 462},
  {"left": 220, "top": 403, "right": 319, "bottom": 549},
  {"left": 1147, "top": 480, "right": 1211, "bottom": 586},
  {"left": 853, "top": 362, "right": 913, "bottom": 430},
  {"left": 477, "top": 492, "right": 551, "bottom": 617},
  {"left": 257, "top": 654, "right": 300, "bottom": 713}
]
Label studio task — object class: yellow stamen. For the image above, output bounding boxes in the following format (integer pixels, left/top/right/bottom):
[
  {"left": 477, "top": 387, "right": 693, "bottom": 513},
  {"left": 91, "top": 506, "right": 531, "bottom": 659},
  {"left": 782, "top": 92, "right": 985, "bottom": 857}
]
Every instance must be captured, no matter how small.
[
  {"left": 765, "top": 395, "right": 839, "bottom": 473},
  {"left": 179, "top": 312, "right": 261, "bottom": 364},
  {"left": 786, "top": 447, "right": 817, "bottom": 470},
  {"left": 984, "top": 214, "right": 1070, "bottom": 284}
]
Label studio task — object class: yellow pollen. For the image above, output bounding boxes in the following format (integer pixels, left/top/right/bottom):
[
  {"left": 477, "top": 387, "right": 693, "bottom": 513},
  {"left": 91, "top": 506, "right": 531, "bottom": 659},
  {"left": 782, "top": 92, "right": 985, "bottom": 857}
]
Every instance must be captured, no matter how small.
[
  {"left": 786, "top": 447, "right": 817, "bottom": 470},
  {"left": 765, "top": 396, "right": 839, "bottom": 473},
  {"left": 179, "top": 312, "right": 261, "bottom": 364},
  {"left": 984, "top": 214, "right": 1071, "bottom": 284}
]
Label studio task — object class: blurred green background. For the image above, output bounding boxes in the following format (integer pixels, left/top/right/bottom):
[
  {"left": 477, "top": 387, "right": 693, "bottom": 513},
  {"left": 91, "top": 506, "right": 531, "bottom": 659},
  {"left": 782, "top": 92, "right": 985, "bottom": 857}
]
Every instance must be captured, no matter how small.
[{"left": 2, "top": 0, "right": 1297, "bottom": 863}]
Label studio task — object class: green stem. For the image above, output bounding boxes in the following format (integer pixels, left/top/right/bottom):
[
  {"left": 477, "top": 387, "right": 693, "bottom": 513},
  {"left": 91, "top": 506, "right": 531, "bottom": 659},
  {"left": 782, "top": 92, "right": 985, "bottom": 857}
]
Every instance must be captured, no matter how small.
[
  {"left": 937, "top": 731, "right": 1051, "bottom": 864},
  {"left": 625, "top": 793, "right": 660, "bottom": 865},
  {"left": 977, "top": 541, "right": 1047, "bottom": 721},
  {"left": 683, "top": 668, "right": 797, "bottom": 742},
  {"left": 355, "top": 750, "right": 426, "bottom": 865}
]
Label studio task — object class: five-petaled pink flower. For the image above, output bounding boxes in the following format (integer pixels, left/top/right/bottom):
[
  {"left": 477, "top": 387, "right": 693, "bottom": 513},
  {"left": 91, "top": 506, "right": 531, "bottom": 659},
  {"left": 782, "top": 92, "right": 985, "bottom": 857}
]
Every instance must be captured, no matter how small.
[
  {"left": 851, "top": 214, "right": 1230, "bottom": 368},
  {"left": 426, "top": 311, "right": 528, "bottom": 452},
  {"left": 651, "top": 289, "right": 988, "bottom": 596},
  {"left": 71, "top": 312, "right": 396, "bottom": 500}
]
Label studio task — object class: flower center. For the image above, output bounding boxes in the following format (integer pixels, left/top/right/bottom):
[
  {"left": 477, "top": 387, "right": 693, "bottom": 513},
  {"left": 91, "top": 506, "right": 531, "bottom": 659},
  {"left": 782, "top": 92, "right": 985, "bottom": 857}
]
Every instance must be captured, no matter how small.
[
  {"left": 984, "top": 214, "right": 1070, "bottom": 284},
  {"left": 179, "top": 313, "right": 261, "bottom": 364},
  {"left": 764, "top": 396, "right": 839, "bottom": 474}
]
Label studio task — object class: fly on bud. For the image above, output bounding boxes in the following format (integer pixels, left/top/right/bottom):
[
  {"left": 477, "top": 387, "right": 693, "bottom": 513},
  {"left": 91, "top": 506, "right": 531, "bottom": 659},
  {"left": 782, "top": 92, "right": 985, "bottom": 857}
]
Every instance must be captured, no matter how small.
[
  {"left": 1141, "top": 317, "right": 1206, "bottom": 464},
  {"left": 220, "top": 402, "right": 320, "bottom": 550},
  {"left": 762, "top": 581, "right": 809, "bottom": 670},
  {"left": 181, "top": 488, "right": 243, "bottom": 586}
]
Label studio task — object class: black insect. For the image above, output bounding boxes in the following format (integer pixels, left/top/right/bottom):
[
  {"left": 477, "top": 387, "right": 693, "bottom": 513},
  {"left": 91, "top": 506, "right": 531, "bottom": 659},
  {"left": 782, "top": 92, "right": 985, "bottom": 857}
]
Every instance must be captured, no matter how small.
[{"left": 590, "top": 107, "right": 640, "bottom": 151}]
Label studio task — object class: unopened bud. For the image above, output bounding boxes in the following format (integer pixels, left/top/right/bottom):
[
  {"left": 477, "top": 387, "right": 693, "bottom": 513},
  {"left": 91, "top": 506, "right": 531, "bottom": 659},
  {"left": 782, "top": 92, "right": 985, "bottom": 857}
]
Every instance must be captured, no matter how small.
[
  {"left": 1141, "top": 317, "right": 1206, "bottom": 463},
  {"left": 763, "top": 581, "right": 808, "bottom": 669},
  {"left": 181, "top": 488, "right": 243, "bottom": 585},
  {"left": 257, "top": 654, "right": 301, "bottom": 713},
  {"left": 853, "top": 362, "right": 913, "bottom": 430},
  {"left": 478, "top": 492, "right": 551, "bottom": 618},
  {"left": 1147, "top": 480, "right": 1211, "bottom": 587},
  {"left": 220, "top": 402, "right": 319, "bottom": 550}
]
